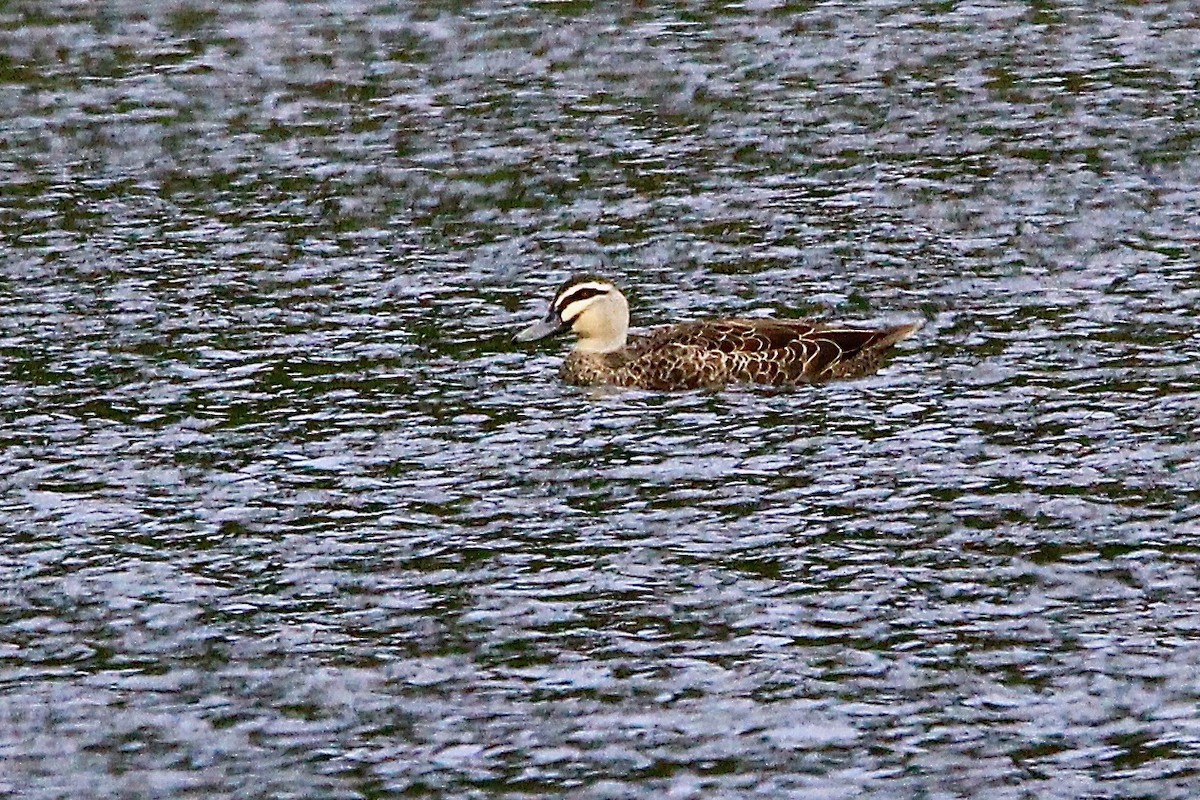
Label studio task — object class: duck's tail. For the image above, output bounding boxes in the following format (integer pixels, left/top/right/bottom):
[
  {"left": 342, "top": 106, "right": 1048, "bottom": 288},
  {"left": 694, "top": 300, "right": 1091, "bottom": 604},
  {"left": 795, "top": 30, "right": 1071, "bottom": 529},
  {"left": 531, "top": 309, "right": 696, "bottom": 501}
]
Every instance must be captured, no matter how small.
[{"left": 875, "top": 320, "right": 924, "bottom": 350}]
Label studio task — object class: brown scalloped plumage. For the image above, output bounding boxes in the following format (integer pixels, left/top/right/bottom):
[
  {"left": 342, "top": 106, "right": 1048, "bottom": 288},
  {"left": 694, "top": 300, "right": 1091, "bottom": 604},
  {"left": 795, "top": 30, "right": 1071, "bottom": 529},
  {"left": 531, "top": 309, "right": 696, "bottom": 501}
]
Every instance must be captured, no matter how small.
[{"left": 562, "top": 318, "right": 922, "bottom": 389}]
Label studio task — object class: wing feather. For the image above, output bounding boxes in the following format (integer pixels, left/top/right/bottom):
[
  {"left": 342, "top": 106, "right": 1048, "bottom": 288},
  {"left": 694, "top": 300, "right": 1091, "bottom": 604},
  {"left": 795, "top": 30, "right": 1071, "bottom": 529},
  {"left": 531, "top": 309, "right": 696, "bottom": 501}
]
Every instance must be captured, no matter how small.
[{"left": 616, "top": 319, "right": 920, "bottom": 387}]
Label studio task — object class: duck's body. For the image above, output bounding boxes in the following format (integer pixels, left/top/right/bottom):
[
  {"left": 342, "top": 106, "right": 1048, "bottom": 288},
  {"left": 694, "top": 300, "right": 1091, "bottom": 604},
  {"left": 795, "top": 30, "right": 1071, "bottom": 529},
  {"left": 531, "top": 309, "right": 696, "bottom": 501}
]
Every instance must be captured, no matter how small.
[
  {"left": 516, "top": 276, "right": 921, "bottom": 390},
  {"left": 560, "top": 317, "right": 922, "bottom": 389}
]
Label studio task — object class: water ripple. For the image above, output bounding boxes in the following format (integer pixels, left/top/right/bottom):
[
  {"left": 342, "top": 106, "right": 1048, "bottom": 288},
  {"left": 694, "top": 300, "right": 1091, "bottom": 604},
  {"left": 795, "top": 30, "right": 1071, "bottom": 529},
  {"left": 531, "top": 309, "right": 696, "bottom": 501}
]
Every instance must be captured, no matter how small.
[{"left": 3, "top": 1, "right": 1200, "bottom": 798}]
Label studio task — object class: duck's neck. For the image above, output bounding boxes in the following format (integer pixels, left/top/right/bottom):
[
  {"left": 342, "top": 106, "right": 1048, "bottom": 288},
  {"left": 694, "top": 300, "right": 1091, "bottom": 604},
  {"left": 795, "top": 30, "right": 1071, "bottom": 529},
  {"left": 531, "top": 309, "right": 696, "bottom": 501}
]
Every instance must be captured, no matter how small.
[{"left": 575, "top": 330, "right": 627, "bottom": 354}]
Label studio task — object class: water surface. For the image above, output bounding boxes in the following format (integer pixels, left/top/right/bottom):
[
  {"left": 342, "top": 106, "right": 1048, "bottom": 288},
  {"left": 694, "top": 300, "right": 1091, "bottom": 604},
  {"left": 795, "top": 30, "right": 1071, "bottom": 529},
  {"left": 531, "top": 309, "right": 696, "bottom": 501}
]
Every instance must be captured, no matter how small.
[{"left": 2, "top": 1, "right": 1199, "bottom": 798}]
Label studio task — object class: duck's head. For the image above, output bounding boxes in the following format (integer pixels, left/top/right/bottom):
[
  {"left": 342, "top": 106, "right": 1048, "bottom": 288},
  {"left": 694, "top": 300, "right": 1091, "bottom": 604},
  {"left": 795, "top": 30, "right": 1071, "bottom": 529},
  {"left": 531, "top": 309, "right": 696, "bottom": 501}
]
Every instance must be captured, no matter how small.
[{"left": 515, "top": 275, "right": 629, "bottom": 353}]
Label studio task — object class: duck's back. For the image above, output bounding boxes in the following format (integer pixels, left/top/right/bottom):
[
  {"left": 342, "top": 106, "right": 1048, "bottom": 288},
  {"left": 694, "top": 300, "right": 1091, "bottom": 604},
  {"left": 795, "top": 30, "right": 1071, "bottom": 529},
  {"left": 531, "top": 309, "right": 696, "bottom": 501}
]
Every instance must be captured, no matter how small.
[{"left": 562, "top": 318, "right": 921, "bottom": 389}]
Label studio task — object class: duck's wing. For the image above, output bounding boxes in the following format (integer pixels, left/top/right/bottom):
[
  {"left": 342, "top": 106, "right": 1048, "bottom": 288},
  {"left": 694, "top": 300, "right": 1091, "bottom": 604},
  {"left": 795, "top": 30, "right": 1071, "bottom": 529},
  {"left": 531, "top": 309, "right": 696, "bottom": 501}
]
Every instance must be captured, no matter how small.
[
  {"left": 795, "top": 321, "right": 922, "bottom": 378},
  {"left": 640, "top": 319, "right": 820, "bottom": 352},
  {"left": 636, "top": 319, "right": 921, "bottom": 382}
]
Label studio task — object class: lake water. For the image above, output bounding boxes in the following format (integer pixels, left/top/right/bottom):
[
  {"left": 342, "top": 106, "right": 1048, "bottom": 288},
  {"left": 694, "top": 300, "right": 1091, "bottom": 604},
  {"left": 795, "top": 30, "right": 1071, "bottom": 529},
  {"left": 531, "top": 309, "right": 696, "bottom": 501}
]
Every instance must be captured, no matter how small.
[{"left": 2, "top": 1, "right": 1199, "bottom": 797}]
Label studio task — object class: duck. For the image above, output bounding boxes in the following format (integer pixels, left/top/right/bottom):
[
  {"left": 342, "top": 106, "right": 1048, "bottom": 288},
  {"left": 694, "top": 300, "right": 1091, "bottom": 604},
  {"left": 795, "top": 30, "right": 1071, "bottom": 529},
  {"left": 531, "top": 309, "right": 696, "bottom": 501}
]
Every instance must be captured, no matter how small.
[{"left": 515, "top": 275, "right": 922, "bottom": 390}]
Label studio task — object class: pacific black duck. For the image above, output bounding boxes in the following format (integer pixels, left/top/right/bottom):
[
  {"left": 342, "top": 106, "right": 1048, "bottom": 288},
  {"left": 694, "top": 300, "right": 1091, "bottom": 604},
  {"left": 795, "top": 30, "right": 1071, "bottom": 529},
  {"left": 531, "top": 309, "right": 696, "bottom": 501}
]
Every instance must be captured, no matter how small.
[{"left": 516, "top": 275, "right": 921, "bottom": 390}]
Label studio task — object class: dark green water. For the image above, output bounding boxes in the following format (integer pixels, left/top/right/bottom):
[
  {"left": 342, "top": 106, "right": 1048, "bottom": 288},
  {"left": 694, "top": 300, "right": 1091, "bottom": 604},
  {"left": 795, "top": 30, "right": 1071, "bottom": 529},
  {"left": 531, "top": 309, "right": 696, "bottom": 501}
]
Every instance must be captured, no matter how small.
[{"left": 2, "top": 2, "right": 1199, "bottom": 798}]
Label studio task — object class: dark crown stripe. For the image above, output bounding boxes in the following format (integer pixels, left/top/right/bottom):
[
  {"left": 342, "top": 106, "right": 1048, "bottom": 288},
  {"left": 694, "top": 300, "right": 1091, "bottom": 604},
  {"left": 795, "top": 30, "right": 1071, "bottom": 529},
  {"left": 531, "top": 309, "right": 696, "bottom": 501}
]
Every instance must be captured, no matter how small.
[{"left": 554, "top": 285, "right": 609, "bottom": 312}]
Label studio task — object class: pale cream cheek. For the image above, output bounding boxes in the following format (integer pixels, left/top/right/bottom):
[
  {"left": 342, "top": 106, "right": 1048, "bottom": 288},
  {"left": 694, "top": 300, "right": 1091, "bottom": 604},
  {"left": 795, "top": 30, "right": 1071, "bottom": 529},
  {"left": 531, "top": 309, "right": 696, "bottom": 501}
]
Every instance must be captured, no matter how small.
[
  {"left": 559, "top": 298, "right": 593, "bottom": 326},
  {"left": 571, "top": 306, "right": 626, "bottom": 352},
  {"left": 573, "top": 313, "right": 607, "bottom": 342},
  {"left": 567, "top": 302, "right": 609, "bottom": 338}
]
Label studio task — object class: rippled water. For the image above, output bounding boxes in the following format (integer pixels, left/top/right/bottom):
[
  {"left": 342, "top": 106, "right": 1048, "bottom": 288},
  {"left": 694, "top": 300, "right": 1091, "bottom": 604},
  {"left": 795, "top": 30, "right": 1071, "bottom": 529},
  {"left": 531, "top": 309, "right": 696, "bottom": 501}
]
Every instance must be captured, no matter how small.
[{"left": 2, "top": 1, "right": 1199, "bottom": 797}]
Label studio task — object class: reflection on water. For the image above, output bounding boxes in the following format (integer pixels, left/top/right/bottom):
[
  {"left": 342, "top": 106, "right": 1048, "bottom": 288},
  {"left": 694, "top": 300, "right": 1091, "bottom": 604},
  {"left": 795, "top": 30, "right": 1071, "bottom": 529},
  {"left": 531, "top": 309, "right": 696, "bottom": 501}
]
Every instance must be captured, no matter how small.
[{"left": 2, "top": 1, "right": 1199, "bottom": 797}]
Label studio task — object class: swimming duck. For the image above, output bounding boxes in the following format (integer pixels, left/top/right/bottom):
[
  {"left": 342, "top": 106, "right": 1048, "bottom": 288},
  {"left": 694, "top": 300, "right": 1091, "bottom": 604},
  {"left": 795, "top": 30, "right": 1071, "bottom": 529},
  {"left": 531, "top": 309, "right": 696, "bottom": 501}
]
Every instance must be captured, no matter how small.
[{"left": 515, "top": 275, "right": 921, "bottom": 390}]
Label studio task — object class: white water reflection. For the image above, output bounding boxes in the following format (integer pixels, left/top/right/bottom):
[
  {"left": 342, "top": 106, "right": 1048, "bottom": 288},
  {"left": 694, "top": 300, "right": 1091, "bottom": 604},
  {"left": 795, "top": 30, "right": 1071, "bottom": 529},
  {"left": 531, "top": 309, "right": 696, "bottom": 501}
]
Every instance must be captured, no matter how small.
[{"left": 2, "top": 1, "right": 1199, "bottom": 799}]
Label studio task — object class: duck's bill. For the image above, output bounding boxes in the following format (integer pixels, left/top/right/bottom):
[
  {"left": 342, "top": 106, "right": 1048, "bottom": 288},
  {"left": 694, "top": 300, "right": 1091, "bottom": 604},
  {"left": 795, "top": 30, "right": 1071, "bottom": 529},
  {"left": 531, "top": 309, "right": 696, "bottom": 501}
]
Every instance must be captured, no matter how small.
[{"left": 515, "top": 315, "right": 567, "bottom": 342}]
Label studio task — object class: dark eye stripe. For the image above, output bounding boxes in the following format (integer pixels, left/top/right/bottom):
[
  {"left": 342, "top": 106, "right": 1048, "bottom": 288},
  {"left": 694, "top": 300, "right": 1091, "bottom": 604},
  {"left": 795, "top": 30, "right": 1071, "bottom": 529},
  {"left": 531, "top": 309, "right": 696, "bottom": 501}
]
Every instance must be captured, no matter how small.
[{"left": 554, "top": 286, "right": 609, "bottom": 312}]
